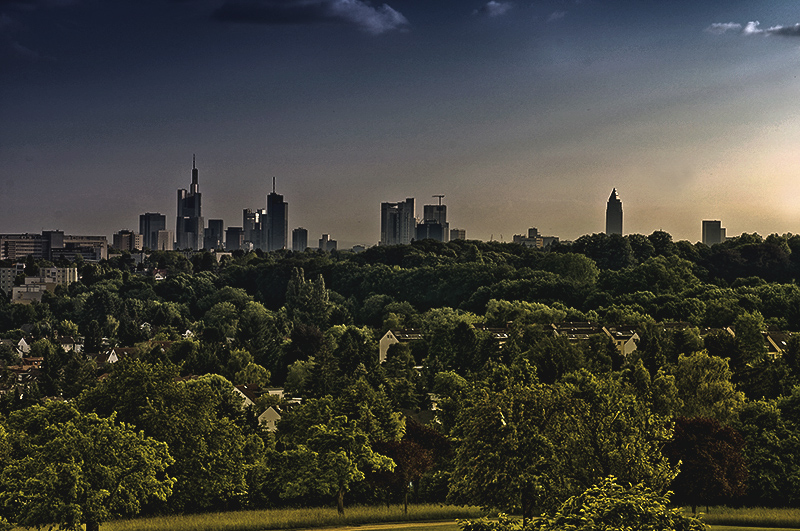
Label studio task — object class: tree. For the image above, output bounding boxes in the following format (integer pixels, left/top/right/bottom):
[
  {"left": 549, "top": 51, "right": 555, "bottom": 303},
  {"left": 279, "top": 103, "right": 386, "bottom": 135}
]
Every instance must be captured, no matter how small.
[
  {"left": 665, "top": 417, "right": 747, "bottom": 512},
  {"left": 449, "top": 370, "right": 677, "bottom": 523},
  {"left": 0, "top": 402, "right": 173, "bottom": 531},
  {"left": 671, "top": 352, "right": 745, "bottom": 424},
  {"left": 279, "top": 414, "right": 394, "bottom": 515},
  {"left": 734, "top": 399, "right": 800, "bottom": 506},
  {"left": 370, "top": 439, "right": 433, "bottom": 512},
  {"left": 77, "top": 359, "right": 249, "bottom": 512},
  {"left": 530, "top": 477, "right": 705, "bottom": 531},
  {"left": 448, "top": 379, "right": 562, "bottom": 524},
  {"left": 285, "top": 268, "right": 334, "bottom": 329}
]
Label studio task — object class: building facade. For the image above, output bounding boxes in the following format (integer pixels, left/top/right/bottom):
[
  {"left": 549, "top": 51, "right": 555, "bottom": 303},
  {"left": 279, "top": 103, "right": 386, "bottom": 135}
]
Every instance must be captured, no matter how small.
[
  {"left": 265, "top": 179, "right": 288, "bottom": 252},
  {"left": 292, "top": 227, "right": 308, "bottom": 252},
  {"left": 176, "top": 156, "right": 204, "bottom": 250},
  {"left": 450, "top": 228, "right": 466, "bottom": 241},
  {"left": 139, "top": 212, "right": 166, "bottom": 250},
  {"left": 204, "top": 219, "right": 224, "bottom": 250},
  {"left": 605, "top": 188, "right": 623, "bottom": 235},
  {"left": 380, "top": 198, "right": 416, "bottom": 246},
  {"left": 225, "top": 227, "right": 244, "bottom": 251},
  {"left": 156, "top": 230, "right": 174, "bottom": 251},
  {"left": 0, "top": 231, "right": 107, "bottom": 261},
  {"left": 112, "top": 230, "right": 143, "bottom": 252},
  {"left": 318, "top": 234, "right": 337, "bottom": 251},
  {"left": 416, "top": 203, "right": 449, "bottom": 242},
  {"left": 702, "top": 220, "right": 726, "bottom": 246}
]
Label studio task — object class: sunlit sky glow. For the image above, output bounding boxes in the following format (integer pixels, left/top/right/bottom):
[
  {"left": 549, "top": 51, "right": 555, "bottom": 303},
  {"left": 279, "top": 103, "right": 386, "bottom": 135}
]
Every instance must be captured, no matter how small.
[{"left": 3, "top": 1, "right": 800, "bottom": 247}]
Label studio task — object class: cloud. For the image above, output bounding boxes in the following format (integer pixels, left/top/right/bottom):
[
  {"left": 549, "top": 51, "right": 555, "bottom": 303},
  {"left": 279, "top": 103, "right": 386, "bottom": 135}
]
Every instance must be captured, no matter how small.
[
  {"left": 547, "top": 10, "right": 566, "bottom": 22},
  {"left": 473, "top": 1, "right": 512, "bottom": 18},
  {"left": 704, "top": 22, "right": 741, "bottom": 35},
  {"left": 707, "top": 20, "right": 800, "bottom": 38},
  {"left": 212, "top": 0, "right": 408, "bottom": 34}
]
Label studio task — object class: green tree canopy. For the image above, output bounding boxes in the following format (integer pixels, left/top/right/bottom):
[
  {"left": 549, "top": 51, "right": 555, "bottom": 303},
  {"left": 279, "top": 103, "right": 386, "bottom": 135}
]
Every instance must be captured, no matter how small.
[{"left": 0, "top": 402, "right": 174, "bottom": 531}]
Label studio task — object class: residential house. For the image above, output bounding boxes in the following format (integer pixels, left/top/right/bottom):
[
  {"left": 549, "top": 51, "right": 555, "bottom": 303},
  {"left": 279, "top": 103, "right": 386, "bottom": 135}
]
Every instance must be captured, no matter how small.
[
  {"left": 379, "top": 329, "right": 424, "bottom": 363},
  {"left": 258, "top": 406, "right": 282, "bottom": 432}
]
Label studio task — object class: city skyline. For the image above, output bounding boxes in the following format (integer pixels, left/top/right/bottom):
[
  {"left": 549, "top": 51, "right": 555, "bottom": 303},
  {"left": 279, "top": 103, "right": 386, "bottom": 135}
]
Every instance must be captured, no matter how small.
[{"left": 3, "top": 2, "right": 800, "bottom": 246}]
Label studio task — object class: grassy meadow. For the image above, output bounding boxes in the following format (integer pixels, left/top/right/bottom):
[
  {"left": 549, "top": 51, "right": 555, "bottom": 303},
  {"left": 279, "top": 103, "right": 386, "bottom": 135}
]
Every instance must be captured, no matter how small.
[
  {"left": 693, "top": 507, "right": 800, "bottom": 529},
  {"left": 93, "top": 504, "right": 483, "bottom": 531},
  {"left": 13, "top": 505, "right": 800, "bottom": 531}
]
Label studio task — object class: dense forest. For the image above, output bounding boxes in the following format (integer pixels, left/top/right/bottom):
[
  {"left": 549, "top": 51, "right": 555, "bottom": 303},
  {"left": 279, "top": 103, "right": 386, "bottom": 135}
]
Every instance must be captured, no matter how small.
[{"left": 2, "top": 230, "right": 800, "bottom": 530}]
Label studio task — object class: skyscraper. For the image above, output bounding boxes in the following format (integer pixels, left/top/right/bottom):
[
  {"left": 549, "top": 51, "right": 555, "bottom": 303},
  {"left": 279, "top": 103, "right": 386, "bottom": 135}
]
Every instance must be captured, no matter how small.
[
  {"left": 176, "top": 156, "right": 204, "bottom": 250},
  {"left": 265, "top": 178, "right": 288, "bottom": 252},
  {"left": 204, "top": 219, "right": 224, "bottom": 250},
  {"left": 139, "top": 212, "right": 166, "bottom": 250},
  {"left": 380, "top": 198, "right": 416, "bottom": 245},
  {"left": 605, "top": 188, "right": 623, "bottom": 235},
  {"left": 417, "top": 199, "right": 449, "bottom": 242},
  {"left": 292, "top": 227, "right": 308, "bottom": 252},
  {"left": 225, "top": 227, "right": 243, "bottom": 251},
  {"left": 702, "top": 220, "right": 726, "bottom": 246},
  {"left": 243, "top": 209, "right": 262, "bottom": 248}
]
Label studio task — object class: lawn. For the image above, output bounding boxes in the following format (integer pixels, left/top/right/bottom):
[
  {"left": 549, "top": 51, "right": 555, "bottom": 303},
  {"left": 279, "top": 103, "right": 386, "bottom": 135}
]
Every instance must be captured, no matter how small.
[
  {"left": 694, "top": 507, "right": 800, "bottom": 530},
  {"left": 97, "top": 505, "right": 483, "bottom": 531}
]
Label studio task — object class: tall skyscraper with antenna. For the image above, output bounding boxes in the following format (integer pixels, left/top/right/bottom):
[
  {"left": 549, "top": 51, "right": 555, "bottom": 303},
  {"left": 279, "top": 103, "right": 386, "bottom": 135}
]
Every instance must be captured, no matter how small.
[
  {"left": 176, "top": 155, "right": 204, "bottom": 250},
  {"left": 265, "top": 177, "right": 288, "bottom": 252},
  {"left": 605, "top": 188, "right": 623, "bottom": 235}
]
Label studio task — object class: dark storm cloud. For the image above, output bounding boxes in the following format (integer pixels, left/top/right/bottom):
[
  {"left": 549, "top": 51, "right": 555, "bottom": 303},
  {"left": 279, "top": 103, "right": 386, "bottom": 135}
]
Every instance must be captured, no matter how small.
[
  {"left": 707, "top": 20, "right": 800, "bottom": 37},
  {"left": 473, "top": 1, "right": 512, "bottom": 17},
  {"left": 212, "top": 0, "right": 408, "bottom": 34}
]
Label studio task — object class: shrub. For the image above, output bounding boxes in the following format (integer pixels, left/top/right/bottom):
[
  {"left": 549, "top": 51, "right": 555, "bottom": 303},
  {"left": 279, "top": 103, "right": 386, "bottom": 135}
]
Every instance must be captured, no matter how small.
[{"left": 530, "top": 476, "right": 706, "bottom": 531}]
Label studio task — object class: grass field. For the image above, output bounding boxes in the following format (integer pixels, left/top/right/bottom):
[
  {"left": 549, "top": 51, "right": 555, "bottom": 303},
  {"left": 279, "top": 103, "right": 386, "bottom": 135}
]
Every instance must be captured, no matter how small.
[
  {"left": 13, "top": 504, "right": 800, "bottom": 531},
  {"left": 97, "top": 504, "right": 484, "bottom": 531},
  {"left": 691, "top": 507, "right": 800, "bottom": 530}
]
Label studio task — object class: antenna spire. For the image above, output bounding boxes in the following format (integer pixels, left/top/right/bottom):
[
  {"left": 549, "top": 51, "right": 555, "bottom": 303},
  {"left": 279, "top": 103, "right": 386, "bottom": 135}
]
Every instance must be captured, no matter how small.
[
  {"left": 193, "top": 154, "right": 196, "bottom": 169},
  {"left": 273, "top": 177, "right": 276, "bottom": 193}
]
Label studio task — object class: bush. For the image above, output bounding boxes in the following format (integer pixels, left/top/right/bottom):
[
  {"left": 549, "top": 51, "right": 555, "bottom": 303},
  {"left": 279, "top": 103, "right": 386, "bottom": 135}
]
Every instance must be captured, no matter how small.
[
  {"left": 458, "top": 513, "right": 520, "bottom": 531},
  {"left": 530, "top": 476, "right": 706, "bottom": 531}
]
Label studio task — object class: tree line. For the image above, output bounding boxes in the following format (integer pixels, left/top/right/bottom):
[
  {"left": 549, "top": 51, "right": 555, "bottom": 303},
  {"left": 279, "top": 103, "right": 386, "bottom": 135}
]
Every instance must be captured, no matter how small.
[{"left": 2, "top": 231, "right": 800, "bottom": 529}]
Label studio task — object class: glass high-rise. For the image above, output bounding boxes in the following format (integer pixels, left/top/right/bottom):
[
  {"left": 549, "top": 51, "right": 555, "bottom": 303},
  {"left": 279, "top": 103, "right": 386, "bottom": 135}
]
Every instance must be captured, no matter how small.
[
  {"left": 176, "top": 156, "right": 204, "bottom": 250},
  {"left": 139, "top": 212, "right": 166, "bottom": 250},
  {"left": 605, "top": 188, "right": 623, "bottom": 235},
  {"left": 265, "top": 178, "right": 288, "bottom": 252}
]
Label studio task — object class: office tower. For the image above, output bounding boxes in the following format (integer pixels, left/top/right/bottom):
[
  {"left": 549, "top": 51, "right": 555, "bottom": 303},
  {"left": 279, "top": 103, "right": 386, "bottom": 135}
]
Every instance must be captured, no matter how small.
[
  {"left": 176, "top": 155, "right": 204, "bottom": 250},
  {"left": 112, "top": 230, "right": 143, "bottom": 252},
  {"left": 702, "top": 220, "right": 726, "bottom": 246},
  {"left": 292, "top": 227, "right": 308, "bottom": 252},
  {"left": 417, "top": 199, "right": 449, "bottom": 242},
  {"left": 265, "top": 178, "right": 288, "bottom": 252},
  {"left": 242, "top": 209, "right": 262, "bottom": 248},
  {"left": 204, "top": 219, "right": 224, "bottom": 250},
  {"left": 156, "top": 230, "right": 174, "bottom": 251},
  {"left": 380, "top": 198, "right": 416, "bottom": 245},
  {"left": 450, "top": 228, "right": 466, "bottom": 241},
  {"left": 225, "top": 227, "right": 244, "bottom": 251},
  {"left": 605, "top": 188, "right": 623, "bottom": 235},
  {"left": 139, "top": 212, "right": 166, "bottom": 250},
  {"left": 318, "top": 234, "right": 337, "bottom": 252}
]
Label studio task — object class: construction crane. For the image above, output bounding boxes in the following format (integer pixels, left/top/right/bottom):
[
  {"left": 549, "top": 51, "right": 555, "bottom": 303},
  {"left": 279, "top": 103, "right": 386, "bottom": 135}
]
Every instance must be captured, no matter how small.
[{"left": 432, "top": 194, "right": 445, "bottom": 205}]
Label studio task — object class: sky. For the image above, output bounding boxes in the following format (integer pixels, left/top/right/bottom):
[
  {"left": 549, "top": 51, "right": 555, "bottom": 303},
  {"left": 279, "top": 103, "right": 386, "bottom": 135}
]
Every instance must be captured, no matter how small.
[{"left": 3, "top": 0, "right": 800, "bottom": 248}]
